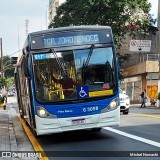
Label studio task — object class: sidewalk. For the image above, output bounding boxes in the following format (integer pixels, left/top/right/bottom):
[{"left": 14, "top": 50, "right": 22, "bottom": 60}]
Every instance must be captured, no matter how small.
[
  {"left": 130, "top": 103, "right": 160, "bottom": 109},
  {"left": 0, "top": 97, "right": 36, "bottom": 160}
]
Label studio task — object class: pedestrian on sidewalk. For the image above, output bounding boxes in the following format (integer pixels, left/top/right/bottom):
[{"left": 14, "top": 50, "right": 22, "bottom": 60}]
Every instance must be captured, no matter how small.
[
  {"left": 0, "top": 94, "right": 7, "bottom": 110},
  {"left": 140, "top": 89, "right": 147, "bottom": 108}
]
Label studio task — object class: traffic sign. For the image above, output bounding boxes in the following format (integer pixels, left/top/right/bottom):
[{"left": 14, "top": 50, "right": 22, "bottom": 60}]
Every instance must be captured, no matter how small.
[{"left": 130, "top": 40, "right": 151, "bottom": 52}]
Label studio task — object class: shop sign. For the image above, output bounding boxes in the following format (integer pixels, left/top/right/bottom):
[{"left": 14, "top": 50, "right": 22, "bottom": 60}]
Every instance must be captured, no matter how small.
[{"left": 146, "top": 75, "right": 159, "bottom": 80}]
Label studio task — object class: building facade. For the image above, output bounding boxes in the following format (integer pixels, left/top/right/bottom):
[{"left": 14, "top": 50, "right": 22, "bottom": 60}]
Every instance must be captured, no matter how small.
[
  {"left": 120, "top": 30, "right": 159, "bottom": 103},
  {"left": 48, "top": 0, "right": 66, "bottom": 25},
  {"left": 116, "top": 0, "right": 160, "bottom": 103}
]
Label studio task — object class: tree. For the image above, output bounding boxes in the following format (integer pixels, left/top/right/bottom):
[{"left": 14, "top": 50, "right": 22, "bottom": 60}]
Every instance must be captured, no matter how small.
[
  {"left": 0, "top": 56, "right": 15, "bottom": 77},
  {"left": 0, "top": 77, "right": 14, "bottom": 89},
  {"left": 6, "top": 77, "right": 14, "bottom": 88},
  {"left": 0, "top": 78, "right": 7, "bottom": 88},
  {"left": 0, "top": 56, "right": 15, "bottom": 89},
  {"left": 49, "top": 0, "right": 157, "bottom": 46},
  {"left": 49, "top": 0, "right": 158, "bottom": 80}
]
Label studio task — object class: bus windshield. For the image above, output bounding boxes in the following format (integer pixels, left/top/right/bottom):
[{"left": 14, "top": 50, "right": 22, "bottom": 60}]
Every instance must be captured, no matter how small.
[{"left": 33, "top": 47, "right": 116, "bottom": 102}]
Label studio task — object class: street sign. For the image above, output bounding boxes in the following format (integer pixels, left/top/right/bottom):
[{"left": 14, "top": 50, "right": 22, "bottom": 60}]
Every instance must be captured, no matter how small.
[
  {"left": 11, "top": 57, "right": 18, "bottom": 64},
  {"left": 130, "top": 40, "right": 151, "bottom": 52},
  {"left": 146, "top": 75, "right": 159, "bottom": 80}
]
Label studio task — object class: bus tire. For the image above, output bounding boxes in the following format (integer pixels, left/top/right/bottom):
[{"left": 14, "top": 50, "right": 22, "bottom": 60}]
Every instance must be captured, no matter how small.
[
  {"left": 25, "top": 120, "right": 29, "bottom": 126},
  {"left": 32, "top": 129, "right": 38, "bottom": 138},
  {"left": 91, "top": 128, "right": 102, "bottom": 132},
  {"left": 20, "top": 114, "right": 23, "bottom": 118}
]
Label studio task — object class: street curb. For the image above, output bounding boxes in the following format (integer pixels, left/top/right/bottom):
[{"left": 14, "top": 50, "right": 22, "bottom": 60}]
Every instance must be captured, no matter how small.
[
  {"left": 8, "top": 110, "right": 18, "bottom": 152},
  {"left": 0, "top": 96, "right": 37, "bottom": 160},
  {"left": 130, "top": 104, "right": 160, "bottom": 109}
]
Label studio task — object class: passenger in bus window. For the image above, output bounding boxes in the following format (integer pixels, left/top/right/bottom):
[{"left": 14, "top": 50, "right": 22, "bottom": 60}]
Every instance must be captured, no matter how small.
[
  {"left": 85, "top": 72, "right": 99, "bottom": 85},
  {"left": 51, "top": 74, "right": 77, "bottom": 99},
  {"left": 34, "top": 75, "right": 45, "bottom": 100}
]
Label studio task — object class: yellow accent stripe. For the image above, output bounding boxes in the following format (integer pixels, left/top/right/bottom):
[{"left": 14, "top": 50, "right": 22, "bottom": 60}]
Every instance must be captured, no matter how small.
[
  {"left": 89, "top": 90, "right": 113, "bottom": 97},
  {"left": 136, "top": 114, "right": 160, "bottom": 119},
  {"left": 18, "top": 115, "right": 49, "bottom": 160}
]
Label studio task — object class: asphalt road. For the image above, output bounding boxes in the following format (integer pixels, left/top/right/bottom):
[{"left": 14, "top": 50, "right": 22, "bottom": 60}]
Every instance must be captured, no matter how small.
[
  {"left": 10, "top": 96, "right": 160, "bottom": 160},
  {"left": 36, "top": 106, "right": 160, "bottom": 160}
]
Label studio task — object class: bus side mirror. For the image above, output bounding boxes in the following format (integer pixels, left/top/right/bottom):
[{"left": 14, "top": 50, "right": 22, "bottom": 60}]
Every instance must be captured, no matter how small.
[
  {"left": 23, "top": 58, "right": 30, "bottom": 78},
  {"left": 24, "top": 67, "right": 30, "bottom": 78},
  {"left": 22, "top": 48, "right": 26, "bottom": 55},
  {"left": 22, "top": 46, "right": 29, "bottom": 55}
]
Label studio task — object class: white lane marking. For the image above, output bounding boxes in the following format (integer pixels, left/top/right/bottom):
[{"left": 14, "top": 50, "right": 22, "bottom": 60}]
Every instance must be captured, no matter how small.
[{"left": 103, "top": 127, "right": 160, "bottom": 148}]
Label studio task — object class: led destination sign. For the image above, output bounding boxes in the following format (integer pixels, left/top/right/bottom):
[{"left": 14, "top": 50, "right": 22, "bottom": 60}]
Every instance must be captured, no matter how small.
[
  {"left": 31, "top": 30, "right": 112, "bottom": 49},
  {"left": 44, "top": 34, "right": 99, "bottom": 47}
]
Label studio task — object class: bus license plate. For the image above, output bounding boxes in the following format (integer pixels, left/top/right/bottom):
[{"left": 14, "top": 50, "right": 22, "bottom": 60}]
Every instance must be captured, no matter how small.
[{"left": 72, "top": 119, "right": 85, "bottom": 125}]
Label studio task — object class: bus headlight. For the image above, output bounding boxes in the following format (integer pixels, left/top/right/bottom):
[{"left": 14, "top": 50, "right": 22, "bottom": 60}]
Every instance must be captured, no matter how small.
[
  {"left": 110, "top": 101, "right": 117, "bottom": 109},
  {"left": 39, "top": 109, "right": 46, "bottom": 116},
  {"left": 101, "top": 98, "right": 119, "bottom": 113},
  {"left": 37, "top": 106, "right": 50, "bottom": 118}
]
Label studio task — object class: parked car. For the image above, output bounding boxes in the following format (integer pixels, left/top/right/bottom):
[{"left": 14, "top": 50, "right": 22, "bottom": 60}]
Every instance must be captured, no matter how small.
[
  {"left": 120, "top": 89, "right": 130, "bottom": 114},
  {"left": 7, "top": 89, "right": 14, "bottom": 96}
]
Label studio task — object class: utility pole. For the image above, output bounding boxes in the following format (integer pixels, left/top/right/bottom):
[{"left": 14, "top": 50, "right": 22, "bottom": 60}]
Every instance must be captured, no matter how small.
[
  {"left": 18, "top": 26, "right": 20, "bottom": 50},
  {"left": 0, "top": 38, "right": 3, "bottom": 78},
  {"left": 0, "top": 38, "right": 5, "bottom": 94},
  {"left": 157, "top": 0, "right": 160, "bottom": 65},
  {"left": 25, "top": 19, "right": 29, "bottom": 37},
  {"left": 46, "top": 9, "right": 48, "bottom": 29},
  {"left": 157, "top": 0, "right": 160, "bottom": 107}
]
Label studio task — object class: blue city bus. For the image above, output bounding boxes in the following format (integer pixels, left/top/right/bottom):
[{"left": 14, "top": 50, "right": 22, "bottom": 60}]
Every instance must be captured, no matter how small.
[{"left": 14, "top": 26, "right": 120, "bottom": 136}]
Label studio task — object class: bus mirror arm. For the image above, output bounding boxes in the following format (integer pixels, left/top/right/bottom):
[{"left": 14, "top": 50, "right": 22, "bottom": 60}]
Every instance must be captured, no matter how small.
[
  {"left": 22, "top": 46, "right": 29, "bottom": 55},
  {"left": 23, "top": 48, "right": 26, "bottom": 55},
  {"left": 24, "top": 75, "right": 30, "bottom": 79},
  {"left": 26, "top": 76, "right": 31, "bottom": 79},
  {"left": 24, "top": 65, "right": 30, "bottom": 78}
]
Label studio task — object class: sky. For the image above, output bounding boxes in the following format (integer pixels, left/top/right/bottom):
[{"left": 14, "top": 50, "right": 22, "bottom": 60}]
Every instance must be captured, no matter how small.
[
  {"left": 0, "top": 0, "right": 48, "bottom": 57},
  {"left": 0, "top": 0, "right": 158, "bottom": 57},
  {"left": 148, "top": 0, "right": 158, "bottom": 19}
]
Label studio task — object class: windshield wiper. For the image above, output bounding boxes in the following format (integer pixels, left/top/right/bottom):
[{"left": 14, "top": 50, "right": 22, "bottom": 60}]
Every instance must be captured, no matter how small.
[
  {"left": 82, "top": 44, "right": 95, "bottom": 84},
  {"left": 51, "top": 48, "right": 68, "bottom": 78},
  {"left": 84, "top": 44, "right": 95, "bottom": 67}
]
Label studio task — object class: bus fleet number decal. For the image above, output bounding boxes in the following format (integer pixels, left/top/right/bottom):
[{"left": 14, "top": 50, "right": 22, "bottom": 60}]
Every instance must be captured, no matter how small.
[{"left": 83, "top": 106, "right": 99, "bottom": 112}]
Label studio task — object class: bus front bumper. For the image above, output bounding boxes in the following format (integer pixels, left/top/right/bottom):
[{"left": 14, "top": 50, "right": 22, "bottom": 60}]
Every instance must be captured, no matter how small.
[{"left": 35, "top": 107, "right": 120, "bottom": 136}]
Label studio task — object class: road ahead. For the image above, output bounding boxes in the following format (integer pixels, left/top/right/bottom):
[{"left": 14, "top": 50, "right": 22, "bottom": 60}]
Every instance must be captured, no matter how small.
[
  {"left": 35, "top": 106, "right": 160, "bottom": 160},
  {"left": 9, "top": 96, "right": 160, "bottom": 160}
]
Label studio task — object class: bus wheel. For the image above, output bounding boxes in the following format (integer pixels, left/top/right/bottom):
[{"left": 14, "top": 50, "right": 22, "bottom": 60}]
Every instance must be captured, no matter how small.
[
  {"left": 25, "top": 120, "right": 29, "bottom": 126},
  {"left": 91, "top": 128, "right": 102, "bottom": 132},
  {"left": 20, "top": 114, "right": 23, "bottom": 118},
  {"left": 32, "top": 129, "right": 38, "bottom": 138},
  {"left": 19, "top": 109, "right": 24, "bottom": 118}
]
